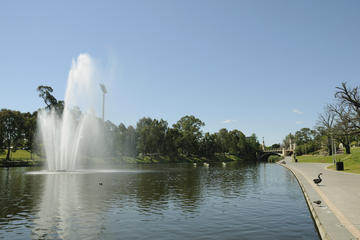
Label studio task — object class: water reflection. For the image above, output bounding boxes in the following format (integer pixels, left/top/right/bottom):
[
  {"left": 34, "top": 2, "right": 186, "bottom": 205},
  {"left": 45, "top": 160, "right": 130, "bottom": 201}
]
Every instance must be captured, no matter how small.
[
  {"left": 33, "top": 174, "right": 104, "bottom": 239},
  {"left": 0, "top": 163, "right": 319, "bottom": 240}
]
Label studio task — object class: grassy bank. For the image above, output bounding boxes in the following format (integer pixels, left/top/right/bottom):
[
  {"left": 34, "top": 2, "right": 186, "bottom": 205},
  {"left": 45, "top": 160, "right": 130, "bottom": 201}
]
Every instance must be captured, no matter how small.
[
  {"left": 0, "top": 149, "right": 41, "bottom": 160},
  {"left": 297, "top": 147, "right": 360, "bottom": 174},
  {"left": 0, "top": 150, "right": 44, "bottom": 167},
  {"left": 267, "top": 155, "right": 284, "bottom": 163},
  {"left": 1, "top": 149, "right": 249, "bottom": 167}
]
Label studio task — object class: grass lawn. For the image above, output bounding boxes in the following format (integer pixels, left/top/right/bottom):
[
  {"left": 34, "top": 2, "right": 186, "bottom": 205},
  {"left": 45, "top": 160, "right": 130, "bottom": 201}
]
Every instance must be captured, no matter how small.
[
  {"left": 297, "top": 147, "right": 360, "bottom": 174},
  {"left": 0, "top": 149, "right": 41, "bottom": 161}
]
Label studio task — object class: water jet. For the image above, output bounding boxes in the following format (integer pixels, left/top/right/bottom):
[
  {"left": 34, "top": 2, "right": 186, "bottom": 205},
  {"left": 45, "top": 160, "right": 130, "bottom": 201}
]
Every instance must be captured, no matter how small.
[{"left": 38, "top": 54, "right": 103, "bottom": 171}]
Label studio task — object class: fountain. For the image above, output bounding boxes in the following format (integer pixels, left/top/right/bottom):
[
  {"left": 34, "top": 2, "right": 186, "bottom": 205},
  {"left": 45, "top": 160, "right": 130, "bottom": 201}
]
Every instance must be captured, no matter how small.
[{"left": 38, "top": 54, "right": 103, "bottom": 171}]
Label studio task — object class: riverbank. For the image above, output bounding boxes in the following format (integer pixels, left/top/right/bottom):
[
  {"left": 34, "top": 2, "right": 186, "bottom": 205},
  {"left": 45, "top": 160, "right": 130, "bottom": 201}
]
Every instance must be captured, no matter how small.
[
  {"left": 96, "top": 153, "right": 247, "bottom": 165},
  {"left": 1, "top": 150, "right": 249, "bottom": 168},
  {"left": 0, "top": 150, "right": 44, "bottom": 167},
  {"left": 0, "top": 160, "right": 44, "bottom": 168},
  {"left": 279, "top": 157, "right": 360, "bottom": 239}
]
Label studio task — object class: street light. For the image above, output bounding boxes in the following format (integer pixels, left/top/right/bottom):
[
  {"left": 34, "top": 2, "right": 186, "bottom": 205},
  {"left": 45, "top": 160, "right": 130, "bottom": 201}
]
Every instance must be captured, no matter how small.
[{"left": 99, "top": 83, "right": 107, "bottom": 121}]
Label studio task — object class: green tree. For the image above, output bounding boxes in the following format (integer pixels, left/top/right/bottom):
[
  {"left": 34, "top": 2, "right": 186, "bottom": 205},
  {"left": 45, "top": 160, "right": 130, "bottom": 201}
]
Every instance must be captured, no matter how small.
[
  {"left": 126, "top": 125, "right": 137, "bottom": 157},
  {"left": 164, "top": 128, "right": 181, "bottom": 158},
  {"left": 0, "top": 109, "right": 24, "bottom": 160},
  {"left": 118, "top": 123, "right": 137, "bottom": 157},
  {"left": 294, "top": 128, "right": 315, "bottom": 145},
  {"left": 245, "top": 134, "right": 260, "bottom": 157},
  {"left": 136, "top": 117, "right": 168, "bottom": 156},
  {"left": 37, "top": 85, "right": 64, "bottom": 113},
  {"left": 282, "top": 133, "right": 295, "bottom": 149},
  {"left": 173, "top": 115, "right": 205, "bottom": 156},
  {"left": 229, "top": 130, "right": 246, "bottom": 155},
  {"left": 216, "top": 128, "right": 230, "bottom": 154},
  {"left": 104, "top": 120, "right": 119, "bottom": 155},
  {"left": 199, "top": 132, "right": 217, "bottom": 157},
  {"left": 23, "top": 111, "right": 37, "bottom": 159},
  {"left": 271, "top": 143, "right": 281, "bottom": 149}
]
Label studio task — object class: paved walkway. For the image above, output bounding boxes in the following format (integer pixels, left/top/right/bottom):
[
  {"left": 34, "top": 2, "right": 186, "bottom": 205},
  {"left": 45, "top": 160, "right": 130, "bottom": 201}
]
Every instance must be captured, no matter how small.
[{"left": 279, "top": 157, "right": 360, "bottom": 240}]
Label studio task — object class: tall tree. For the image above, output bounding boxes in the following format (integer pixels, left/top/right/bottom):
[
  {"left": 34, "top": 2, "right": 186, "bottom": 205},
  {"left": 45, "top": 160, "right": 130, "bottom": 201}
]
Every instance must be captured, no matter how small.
[
  {"left": 318, "top": 105, "right": 336, "bottom": 155},
  {"left": 164, "top": 128, "right": 181, "bottom": 158},
  {"left": 245, "top": 134, "right": 260, "bottom": 156},
  {"left": 118, "top": 123, "right": 137, "bottom": 157},
  {"left": 199, "top": 132, "right": 217, "bottom": 157},
  {"left": 37, "top": 85, "right": 64, "bottom": 113},
  {"left": 104, "top": 120, "right": 119, "bottom": 155},
  {"left": 335, "top": 82, "right": 360, "bottom": 132},
  {"left": 136, "top": 117, "right": 168, "bottom": 156},
  {"left": 173, "top": 115, "right": 205, "bottom": 156},
  {"left": 23, "top": 112, "right": 37, "bottom": 159},
  {"left": 0, "top": 109, "right": 24, "bottom": 160},
  {"left": 216, "top": 128, "right": 230, "bottom": 154},
  {"left": 329, "top": 104, "right": 353, "bottom": 154}
]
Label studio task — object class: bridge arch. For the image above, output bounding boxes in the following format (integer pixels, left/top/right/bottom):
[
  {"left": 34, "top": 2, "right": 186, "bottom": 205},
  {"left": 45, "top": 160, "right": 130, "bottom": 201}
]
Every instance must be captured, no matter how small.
[{"left": 257, "top": 152, "right": 281, "bottom": 161}]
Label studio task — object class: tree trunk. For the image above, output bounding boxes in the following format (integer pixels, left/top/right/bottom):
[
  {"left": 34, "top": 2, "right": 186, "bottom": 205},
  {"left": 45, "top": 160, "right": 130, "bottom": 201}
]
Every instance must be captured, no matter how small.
[
  {"left": 326, "top": 136, "right": 332, "bottom": 156},
  {"left": 345, "top": 135, "right": 351, "bottom": 154},
  {"left": 30, "top": 150, "right": 33, "bottom": 160},
  {"left": 6, "top": 146, "right": 11, "bottom": 161},
  {"left": 344, "top": 143, "right": 351, "bottom": 154}
]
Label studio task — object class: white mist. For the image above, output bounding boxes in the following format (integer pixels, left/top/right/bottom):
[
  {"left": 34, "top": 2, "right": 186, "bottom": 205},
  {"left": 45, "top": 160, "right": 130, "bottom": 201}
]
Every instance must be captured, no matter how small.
[{"left": 38, "top": 54, "right": 103, "bottom": 171}]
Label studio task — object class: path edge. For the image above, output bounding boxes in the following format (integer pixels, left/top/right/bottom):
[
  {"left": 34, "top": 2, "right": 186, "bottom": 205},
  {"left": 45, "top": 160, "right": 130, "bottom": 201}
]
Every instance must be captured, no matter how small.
[{"left": 278, "top": 162, "right": 328, "bottom": 240}]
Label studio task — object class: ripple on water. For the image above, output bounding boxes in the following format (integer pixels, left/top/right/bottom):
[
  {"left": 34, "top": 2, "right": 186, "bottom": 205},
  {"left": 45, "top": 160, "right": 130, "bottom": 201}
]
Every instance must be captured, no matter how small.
[{"left": 1, "top": 163, "right": 319, "bottom": 240}]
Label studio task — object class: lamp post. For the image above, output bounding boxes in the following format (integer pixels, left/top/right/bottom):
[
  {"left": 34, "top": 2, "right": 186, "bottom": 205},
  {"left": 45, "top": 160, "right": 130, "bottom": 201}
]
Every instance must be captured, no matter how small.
[{"left": 99, "top": 83, "right": 107, "bottom": 121}]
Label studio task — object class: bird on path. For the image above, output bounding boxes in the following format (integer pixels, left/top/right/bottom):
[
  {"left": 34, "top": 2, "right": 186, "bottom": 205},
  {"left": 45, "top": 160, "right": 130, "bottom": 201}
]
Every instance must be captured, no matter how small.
[
  {"left": 313, "top": 173, "right": 322, "bottom": 185},
  {"left": 313, "top": 200, "right": 321, "bottom": 205}
]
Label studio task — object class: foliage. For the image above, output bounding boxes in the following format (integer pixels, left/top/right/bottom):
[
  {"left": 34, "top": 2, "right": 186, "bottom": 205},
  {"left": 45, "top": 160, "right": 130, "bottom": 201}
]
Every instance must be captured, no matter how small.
[
  {"left": 0, "top": 86, "right": 262, "bottom": 163},
  {"left": 271, "top": 143, "right": 280, "bottom": 149},
  {"left": 0, "top": 109, "right": 24, "bottom": 160},
  {"left": 22, "top": 112, "right": 37, "bottom": 159},
  {"left": 37, "top": 85, "right": 64, "bottom": 114},
  {"left": 173, "top": 115, "right": 205, "bottom": 156},
  {"left": 267, "top": 155, "right": 284, "bottom": 163},
  {"left": 136, "top": 117, "right": 168, "bottom": 156},
  {"left": 104, "top": 116, "right": 261, "bottom": 162},
  {"left": 283, "top": 82, "right": 360, "bottom": 158}
]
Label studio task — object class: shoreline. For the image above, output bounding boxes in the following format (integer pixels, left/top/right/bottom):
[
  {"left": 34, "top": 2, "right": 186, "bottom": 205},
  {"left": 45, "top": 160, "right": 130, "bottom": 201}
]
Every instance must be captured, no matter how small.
[
  {"left": 278, "top": 157, "right": 359, "bottom": 240},
  {"left": 0, "top": 154, "right": 251, "bottom": 168},
  {"left": 0, "top": 160, "right": 44, "bottom": 168}
]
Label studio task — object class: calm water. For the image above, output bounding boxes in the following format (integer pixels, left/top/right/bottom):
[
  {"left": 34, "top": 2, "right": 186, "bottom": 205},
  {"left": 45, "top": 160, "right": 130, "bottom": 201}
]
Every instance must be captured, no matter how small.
[{"left": 0, "top": 162, "right": 318, "bottom": 240}]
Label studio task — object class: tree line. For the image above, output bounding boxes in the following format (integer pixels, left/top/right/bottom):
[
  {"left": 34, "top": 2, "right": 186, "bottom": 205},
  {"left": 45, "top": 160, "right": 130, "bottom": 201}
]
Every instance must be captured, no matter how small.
[
  {"left": 103, "top": 115, "right": 260, "bottom": 162},
  {"left": 283, "top": 82, "right": 360, "bottom": 156},
  {"left": 0, "top": 86, "right": 261, "bottom": 162}
]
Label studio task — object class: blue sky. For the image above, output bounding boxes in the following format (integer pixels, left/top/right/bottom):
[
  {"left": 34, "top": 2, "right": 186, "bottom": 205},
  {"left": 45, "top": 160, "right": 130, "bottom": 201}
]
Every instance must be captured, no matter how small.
[{"left": 1, "top": 0, "right": 360, "bottom": 145}]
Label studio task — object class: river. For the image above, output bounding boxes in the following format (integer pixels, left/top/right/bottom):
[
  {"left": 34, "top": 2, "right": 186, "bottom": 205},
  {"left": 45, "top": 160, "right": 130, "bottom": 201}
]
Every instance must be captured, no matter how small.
[{"left": 0, "top": 162, "right": 318, "bottom": 239}]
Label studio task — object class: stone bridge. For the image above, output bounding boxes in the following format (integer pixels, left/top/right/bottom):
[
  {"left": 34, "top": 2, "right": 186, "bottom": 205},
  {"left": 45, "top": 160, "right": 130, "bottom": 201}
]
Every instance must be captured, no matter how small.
[{"left": 257, "top": 144, "right": 296, "bottom": 161}]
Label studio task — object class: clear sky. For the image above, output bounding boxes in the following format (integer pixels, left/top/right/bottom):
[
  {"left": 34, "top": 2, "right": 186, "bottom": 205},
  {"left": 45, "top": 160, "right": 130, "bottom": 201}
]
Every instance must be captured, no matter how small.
[{"left": 1, "top": 0, "right": 360, "bottom": 145}]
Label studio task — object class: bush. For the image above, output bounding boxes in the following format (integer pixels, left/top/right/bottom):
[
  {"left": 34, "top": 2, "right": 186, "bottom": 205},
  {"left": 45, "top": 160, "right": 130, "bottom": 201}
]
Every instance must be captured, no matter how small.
[{"left": 268, "top": 155, "right": 284, "bottom": 163}]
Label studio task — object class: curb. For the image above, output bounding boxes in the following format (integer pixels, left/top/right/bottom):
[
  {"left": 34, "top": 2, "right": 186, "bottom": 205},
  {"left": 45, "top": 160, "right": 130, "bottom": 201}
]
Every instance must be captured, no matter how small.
[{"left": 277, "top": 162, "right": 328, "bottom": 240}]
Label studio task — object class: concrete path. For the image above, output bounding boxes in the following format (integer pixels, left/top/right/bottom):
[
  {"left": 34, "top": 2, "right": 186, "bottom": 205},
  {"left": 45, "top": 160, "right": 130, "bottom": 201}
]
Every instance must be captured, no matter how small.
[{"left": 279, "top": 157, "right": 360, "bottom": 240}]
